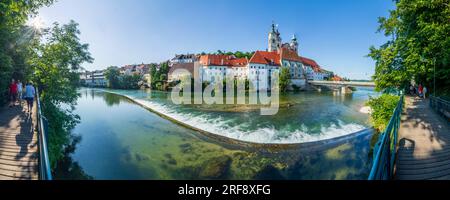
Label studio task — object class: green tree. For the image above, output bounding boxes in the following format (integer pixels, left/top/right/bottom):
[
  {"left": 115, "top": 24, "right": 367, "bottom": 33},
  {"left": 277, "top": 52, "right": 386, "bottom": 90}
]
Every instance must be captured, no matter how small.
[
  {"left": 0, "top": 0, "right": 55, "bottom": 104},
  {"left": 279, "top": 67, "right": 291, "bottom": 92},
  {"left": 119, "top": 74, "right": 141, "bottom": 89},
  {"left": 29, "top": 21, "right": 93, "bottom": 168},
  {"left": 159, "top": 62, "right": 169, "bottom": 77},
  {"left": 369, "top": 0, "right": 450, "bottom": 95},
  {"left": 366, "top": 94, "right": 401, "bottom": 132},
  {"left": 149, "top": 63, "right": 157, "bottom": 77},
  {"left": 104, "top": 66, "right": 120, "bottom": 88}
]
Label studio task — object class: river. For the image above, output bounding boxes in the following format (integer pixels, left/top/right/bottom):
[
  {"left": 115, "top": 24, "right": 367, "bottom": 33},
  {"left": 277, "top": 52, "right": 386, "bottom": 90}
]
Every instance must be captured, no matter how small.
[{"left": 53, "top": 87, "right": 379, "bottom": 180}]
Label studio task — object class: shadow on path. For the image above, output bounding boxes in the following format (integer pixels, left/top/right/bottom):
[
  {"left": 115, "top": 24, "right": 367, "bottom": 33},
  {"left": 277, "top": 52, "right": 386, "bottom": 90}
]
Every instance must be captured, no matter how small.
[
  {"left": 395, "top": 97, "right": 450, "bottom": 180},
  {"left": 0, "top": 102, "right": 38, "bottom": 180}
]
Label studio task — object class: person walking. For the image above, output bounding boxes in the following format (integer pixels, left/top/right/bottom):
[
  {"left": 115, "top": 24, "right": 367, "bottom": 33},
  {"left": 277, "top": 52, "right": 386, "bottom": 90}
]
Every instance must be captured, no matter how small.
[
  {"left": 9, "top": 79, "right": 18, "bottom": 107},
  {"left": 423, "top": 86, "right": 428, "bottom": 99},
  {"left": 17, "top": 80, "right": 23, "bottom": 104},
  {"left": 418, "top": 84, "right": 423, "bottom": 98},
  {"left": 24, "top": 82, "right": 36, "bottom": 114}
]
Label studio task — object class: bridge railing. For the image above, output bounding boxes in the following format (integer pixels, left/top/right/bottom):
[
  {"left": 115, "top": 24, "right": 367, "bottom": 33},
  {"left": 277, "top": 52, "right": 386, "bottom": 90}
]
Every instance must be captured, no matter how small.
[
  {"left": 430, "top": 95, "right": 450, "bottom": 121},
  {"left": 308, "top": 80, "right": 376, "bottom": 87},
  {"left": 36, "top": 88, "right": 53, "bottom": 180},
  {"left": 368, "top": 95, "right": 404, "bottom": 180}
]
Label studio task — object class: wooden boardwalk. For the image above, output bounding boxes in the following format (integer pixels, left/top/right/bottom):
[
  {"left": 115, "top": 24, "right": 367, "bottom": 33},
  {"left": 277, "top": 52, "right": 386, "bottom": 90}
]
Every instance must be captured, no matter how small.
[
  {"left": 395, "top": 97, "right": 450, "bottom": 180},
  {"left": 0, "top": 102, "right": 38, "bottom": 180}
]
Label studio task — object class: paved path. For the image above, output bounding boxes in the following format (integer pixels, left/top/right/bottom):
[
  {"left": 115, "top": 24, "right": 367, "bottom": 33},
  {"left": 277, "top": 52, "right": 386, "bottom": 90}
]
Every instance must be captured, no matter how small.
[
  {"left": 395, "top": 96, "right": 450, "bottom": 180},
  {"left": 0, "top": 102, "right": 38, "bottom": 180}
]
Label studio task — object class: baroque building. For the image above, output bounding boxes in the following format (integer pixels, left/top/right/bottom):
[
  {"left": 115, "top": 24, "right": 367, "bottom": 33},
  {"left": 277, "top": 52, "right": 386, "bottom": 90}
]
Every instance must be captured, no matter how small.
[{"left": 170, "top": 23, "right": 329, "bottom": 90}]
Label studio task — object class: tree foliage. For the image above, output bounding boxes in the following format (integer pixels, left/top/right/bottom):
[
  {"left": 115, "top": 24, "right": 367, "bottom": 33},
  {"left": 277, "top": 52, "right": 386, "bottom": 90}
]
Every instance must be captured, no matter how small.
[
  {"left": 1, "top": 1, "right": 94, "bottom": 172},
  {"left": 366, "top": 94, "right": 401, "bottom": 132},
  {"left": 279, "top": 67, "right": 291, "bottom": 92},
  {"left": 104, "top": 66, "right": 141, "bottom": 89},
  {"left": 29, "top": 21, "right": 93, "bottom": 168},
  {"left": 104, "top": 66, "right": 121, "bottom": 88},
  {"left": 149, "top": 62, "right": 169, "bottom": 90},
  {"left": 0, "top": 0, "right": 54, "bottom": 104},
  {"left": 369, "top": 0, "right": 450, "bottom": 94},
  {"left": 212, "top": 50, "right": 254, "bottom": 59},
  {"left": 120, "top": 74, "right": 141, "bottom": 89}
]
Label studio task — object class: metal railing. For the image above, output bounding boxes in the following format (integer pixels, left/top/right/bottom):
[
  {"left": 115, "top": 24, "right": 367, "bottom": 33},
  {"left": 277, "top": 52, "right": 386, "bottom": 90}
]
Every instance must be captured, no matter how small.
[
  {"left": 36, "top": 88, "right": 53, "bottom": 180},
  {"left": 430, "top": 95, "right": 450, "bottom": 121},
  {"left": 368, "top": 95, "right": 404, "bottom": 180}
]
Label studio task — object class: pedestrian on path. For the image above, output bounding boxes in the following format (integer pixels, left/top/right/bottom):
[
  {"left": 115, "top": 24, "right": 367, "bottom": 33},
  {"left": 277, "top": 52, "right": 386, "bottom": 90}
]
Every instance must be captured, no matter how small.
[
  {"left": 17, "top": 80, "right": 23, "bottom": 104},
  {"left": 24, "top": 82, "right": 36, "bottom": 114},
  {"left": 9, "top": 79, "right": 18, "bottom": 107},
  {"left": 423, "top": 86, "right": 427, "bottom": 99},
  {"left": 418, "top": 84, "right": 423, "bottom": 98}
]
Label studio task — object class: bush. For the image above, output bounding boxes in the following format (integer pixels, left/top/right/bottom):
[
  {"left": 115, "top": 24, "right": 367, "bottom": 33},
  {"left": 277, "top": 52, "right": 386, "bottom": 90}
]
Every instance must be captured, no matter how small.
[
  {"left": 279, "top": 67, "right": 291, "bottom": 92},
  {"left": 366, "top": 94, "right": 401, "bottom": 132}
]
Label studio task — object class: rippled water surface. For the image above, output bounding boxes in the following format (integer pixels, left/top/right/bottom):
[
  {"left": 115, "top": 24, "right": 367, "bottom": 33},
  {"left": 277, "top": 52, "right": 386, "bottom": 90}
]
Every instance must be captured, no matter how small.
[
  {"left": 106, "top": 88, "right": 378, "bottom": 143},
  {"left": 53, "top": 88, "right": 378, "bottom": 180}
]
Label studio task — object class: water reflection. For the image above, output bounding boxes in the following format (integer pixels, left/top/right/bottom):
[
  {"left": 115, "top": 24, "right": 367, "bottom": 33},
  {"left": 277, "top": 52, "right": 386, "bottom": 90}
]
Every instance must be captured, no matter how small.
[
  {"left": 52, "top": 88, "right": 374, "bottom": 180},
  {"left": 103, "top": 92, "right": 121, "bottom": 107},
  {"left": 53, "top": 135, "right": 93, "bottom": 180}
]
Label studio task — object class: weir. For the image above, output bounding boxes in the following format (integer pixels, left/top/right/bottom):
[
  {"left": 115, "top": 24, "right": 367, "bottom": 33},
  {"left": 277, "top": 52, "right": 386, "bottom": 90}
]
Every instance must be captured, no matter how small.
[{"left": 103, "top": 88, "right": 372, "bottom": 145}]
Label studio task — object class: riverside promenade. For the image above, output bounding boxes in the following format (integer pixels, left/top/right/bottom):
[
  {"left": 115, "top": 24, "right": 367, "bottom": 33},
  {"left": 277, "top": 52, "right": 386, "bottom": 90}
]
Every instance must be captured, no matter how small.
[
  {"left": 0, "top": 102, "right": 38, "bottom": 180},
  {"left": 395, "top": 97, "right": 450, "bottom": 180}
]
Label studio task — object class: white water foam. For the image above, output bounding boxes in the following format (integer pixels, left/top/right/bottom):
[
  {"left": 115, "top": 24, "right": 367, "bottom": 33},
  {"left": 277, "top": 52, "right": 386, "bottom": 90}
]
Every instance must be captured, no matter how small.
[{"left": 114, "top": 92, "right": 367, "bottom": 144}]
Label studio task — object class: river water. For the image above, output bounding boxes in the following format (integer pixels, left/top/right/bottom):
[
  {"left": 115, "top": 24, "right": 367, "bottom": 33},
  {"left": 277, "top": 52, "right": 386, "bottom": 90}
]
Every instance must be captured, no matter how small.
[{"left": 53, "top": 87, "right": 379, "bottom": 180}]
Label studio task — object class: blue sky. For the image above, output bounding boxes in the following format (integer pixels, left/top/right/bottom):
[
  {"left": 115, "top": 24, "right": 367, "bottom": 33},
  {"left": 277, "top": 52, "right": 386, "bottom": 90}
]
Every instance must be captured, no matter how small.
[{"left": 37, "top": 0, "right": 395, "bottom": 80}]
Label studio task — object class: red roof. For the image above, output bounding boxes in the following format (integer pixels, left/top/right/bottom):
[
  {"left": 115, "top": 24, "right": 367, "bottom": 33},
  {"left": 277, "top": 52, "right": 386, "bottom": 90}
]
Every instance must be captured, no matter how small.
[
  {"left": 300, "top": 56, "right": 322, "bottom": 72},
  {"left": 280, "top": 48, "right": 303, "bottom": 62},
  {"left": 331, "top": 75, "right": 343, "bottom": 81},
  {"left": 201, "top": 50, "right": 325, "bottom": 73},
  {"left": 248, "top": 51, "right": 280, "bottom": 65},
  {"left": 169, "top": 63, "right": 195, "bottom": 75},
  {"left": 199, "top": 55, "right": 248, "bottom": 67},
  {"left": 229, "top": 58, "right": 248, "bottom": 67}
]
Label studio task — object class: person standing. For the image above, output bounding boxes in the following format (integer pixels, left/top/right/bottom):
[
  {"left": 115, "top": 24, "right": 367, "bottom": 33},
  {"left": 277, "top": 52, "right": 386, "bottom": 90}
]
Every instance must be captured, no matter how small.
[
  {"left": 24, "top": 82, "right": 36, "bottom": 114},
  {"left": 17, "top": 80, "right": 23, "bottom": 104},
  {"left": 9, "top": 79, "right": 18, "bottom": 107}
]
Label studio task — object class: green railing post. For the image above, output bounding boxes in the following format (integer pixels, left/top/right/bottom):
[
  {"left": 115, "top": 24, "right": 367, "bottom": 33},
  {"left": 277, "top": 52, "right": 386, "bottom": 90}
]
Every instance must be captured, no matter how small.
[
  {"left": 36, "top": 88, "right": 53, "bottom": 180},
  {"left": 368, "top": 94, "right": 403, "bottom": 180}
]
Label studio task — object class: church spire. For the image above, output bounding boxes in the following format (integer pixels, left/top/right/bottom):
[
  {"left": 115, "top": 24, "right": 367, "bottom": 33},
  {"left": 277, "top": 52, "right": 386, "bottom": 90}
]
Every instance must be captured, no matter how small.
[
  {"left": 268, "top": 22, "right": 281, "bottom": 52},
  {"left": 290, "top": 34, "right": 299, "bottom": 53},
  {"left": 271, "top": 21, "right": 276, "bottom": 33}
]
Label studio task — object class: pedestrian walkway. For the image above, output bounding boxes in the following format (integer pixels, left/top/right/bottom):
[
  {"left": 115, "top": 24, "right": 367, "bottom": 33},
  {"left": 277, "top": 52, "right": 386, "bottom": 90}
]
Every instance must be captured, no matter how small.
[
  {"left": 395, "top": 96, "right": 450, "bottom": 180},
  {"left": 0, "top": 102, "right": 38, "bottom": 180}
]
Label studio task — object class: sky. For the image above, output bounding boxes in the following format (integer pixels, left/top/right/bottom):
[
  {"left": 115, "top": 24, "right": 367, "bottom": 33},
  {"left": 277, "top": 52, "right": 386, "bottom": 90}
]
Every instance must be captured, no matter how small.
[{"left": 36, "top": 0, "right": 395, "bottom": 80}]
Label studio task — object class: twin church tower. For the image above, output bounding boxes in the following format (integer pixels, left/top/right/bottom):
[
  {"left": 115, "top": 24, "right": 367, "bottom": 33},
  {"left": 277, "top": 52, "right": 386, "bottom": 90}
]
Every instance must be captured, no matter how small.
[{"left": 268, "top": 22, "right": 299, "bottom": 53}]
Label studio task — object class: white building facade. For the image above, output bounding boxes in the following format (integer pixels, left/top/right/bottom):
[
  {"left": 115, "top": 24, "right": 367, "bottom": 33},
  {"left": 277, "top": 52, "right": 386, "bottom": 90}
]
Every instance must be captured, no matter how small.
[{"left": 192, "top": 23, "right": 331, "bottom": 90}]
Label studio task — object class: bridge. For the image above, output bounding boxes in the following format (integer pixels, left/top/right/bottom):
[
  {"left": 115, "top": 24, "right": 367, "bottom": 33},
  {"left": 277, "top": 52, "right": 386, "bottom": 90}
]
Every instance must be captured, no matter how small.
[
  {"left": 308, "top": 81, "right": 375, "bottom": 94},
  {"left": 0, "top": 89, "right": 52, "bottom": 180},
  {"left": 369, "top": 94, "right": 450, "bottom": 180}
]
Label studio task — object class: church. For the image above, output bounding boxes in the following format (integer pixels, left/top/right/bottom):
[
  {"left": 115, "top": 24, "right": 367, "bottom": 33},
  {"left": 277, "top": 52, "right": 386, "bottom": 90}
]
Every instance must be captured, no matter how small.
[
  {"left": 193, "top": 23, "right": 330, "bottom": 90},
  {"left": 247, "top": 22, "right": 320, "bottom": 90}
]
